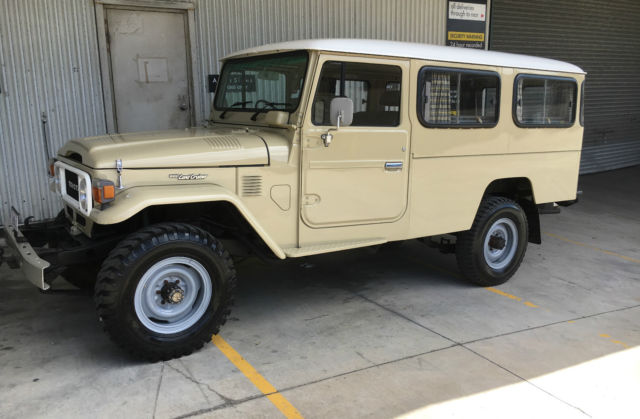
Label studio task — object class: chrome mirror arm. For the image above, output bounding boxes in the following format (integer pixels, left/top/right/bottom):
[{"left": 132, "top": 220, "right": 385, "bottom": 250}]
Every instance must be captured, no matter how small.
[{"left": 321, "top": 111, "right": 343, "bottom": 147}]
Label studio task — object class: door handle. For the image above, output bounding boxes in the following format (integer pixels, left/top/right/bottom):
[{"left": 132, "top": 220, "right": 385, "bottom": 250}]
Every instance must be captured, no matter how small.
[
  {"left": 178, "top": 94, "right": 188, "bottom": 111},
  {"left": 385, "top": 162, "right": 403, "bottom": 171}
]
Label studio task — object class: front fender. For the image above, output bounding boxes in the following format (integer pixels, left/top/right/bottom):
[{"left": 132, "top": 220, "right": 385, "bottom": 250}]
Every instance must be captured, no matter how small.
[{"left": 89, "top": 184, "right": 286, "bottom": 259}]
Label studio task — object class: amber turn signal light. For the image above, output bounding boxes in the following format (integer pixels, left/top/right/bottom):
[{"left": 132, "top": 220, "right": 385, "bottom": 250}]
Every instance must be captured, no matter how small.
[
  {"left": 48, "top": 158, "right": 56, "bottom": 177},
  {"left": 92, "top": 179, "right": 116, "bottom": 204}
]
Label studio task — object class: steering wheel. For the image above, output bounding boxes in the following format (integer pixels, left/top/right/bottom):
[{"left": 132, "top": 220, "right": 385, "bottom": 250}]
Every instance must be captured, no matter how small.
[{"left": 254, "top": 99, "right": 275, "bottom": 109}]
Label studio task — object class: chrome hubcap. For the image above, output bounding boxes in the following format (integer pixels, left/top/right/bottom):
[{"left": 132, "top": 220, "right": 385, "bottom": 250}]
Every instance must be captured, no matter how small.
[
  {"left": 134, "top": 256, "right": 212, "bottom": 334},
  {"left": 483, "top": 218, "right": 518, "bottom": 270}
]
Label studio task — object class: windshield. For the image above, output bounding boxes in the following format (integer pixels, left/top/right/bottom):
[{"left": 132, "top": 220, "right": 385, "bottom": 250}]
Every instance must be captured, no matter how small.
[{"left": 214, "top": 50, "right": 309, "bottom": 114}]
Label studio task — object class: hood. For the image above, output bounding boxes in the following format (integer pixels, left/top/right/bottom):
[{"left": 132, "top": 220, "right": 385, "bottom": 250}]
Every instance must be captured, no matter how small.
[{"left": 58, "top": 127, "right": 283, "bottom": 169}]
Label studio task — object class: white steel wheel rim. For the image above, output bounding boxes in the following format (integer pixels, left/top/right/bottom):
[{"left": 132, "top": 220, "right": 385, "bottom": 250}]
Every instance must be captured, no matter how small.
[
  {"left": 134, "top": 256, "right": 212, "bottom": 334},
  {"left": 483, "top": 218, "right": 518, "bottom": 270}
]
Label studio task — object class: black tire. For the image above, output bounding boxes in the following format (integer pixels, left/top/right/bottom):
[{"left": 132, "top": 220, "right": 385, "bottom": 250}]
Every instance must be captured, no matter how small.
[
  {"left": 94, "top": 223, "right": 236, "bottom": 361},
  {"left": 456, "top": 196, "right": 528, "bottom": 286},
  {"left": 60, "top": 264, "right": 99, "bottom": 291}
]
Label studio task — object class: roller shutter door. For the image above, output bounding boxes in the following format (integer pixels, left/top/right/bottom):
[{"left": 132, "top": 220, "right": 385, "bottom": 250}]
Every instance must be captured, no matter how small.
[{"left": 489, "top": 0, "right": 640, "bottom": 173}]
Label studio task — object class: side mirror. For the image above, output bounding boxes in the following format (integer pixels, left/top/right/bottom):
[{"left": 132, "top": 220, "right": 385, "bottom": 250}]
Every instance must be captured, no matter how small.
[
  {"left": 329, "top": 97, "right": 353, "bottom": 127},
  {"left": 208, "top": 74, "right": 219, "bottom": 93},
  {"left": 321, "top": 97, "right": 354, "bottom": 147}
]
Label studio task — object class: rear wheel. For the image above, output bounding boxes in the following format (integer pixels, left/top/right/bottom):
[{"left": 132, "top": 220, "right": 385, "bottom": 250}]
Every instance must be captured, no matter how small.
[
  {"left": 456, "top": 196, "right": 528, "bottom": 286},
  {"left": 94, "top": 223, "right": 236, "bottom": 361}
]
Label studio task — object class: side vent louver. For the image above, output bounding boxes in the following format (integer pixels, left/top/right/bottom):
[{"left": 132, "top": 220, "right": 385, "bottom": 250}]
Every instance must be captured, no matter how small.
[
  {"left": 204, "top": 136, "right": 241, "bottom": 150},
  {"left": 242, "top": 175, "right": 262, "bottom": 197}
]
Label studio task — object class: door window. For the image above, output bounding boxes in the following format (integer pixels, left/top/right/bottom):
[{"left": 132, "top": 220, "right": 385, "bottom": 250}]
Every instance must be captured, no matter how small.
[{"left": 312, "top": 61, "right": 402, "bottom": 126}]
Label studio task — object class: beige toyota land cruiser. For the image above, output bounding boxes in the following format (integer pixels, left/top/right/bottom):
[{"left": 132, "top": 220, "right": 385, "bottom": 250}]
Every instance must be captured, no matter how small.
[{"left": 2, "top": 39, "right": 585, "bottom": 360}]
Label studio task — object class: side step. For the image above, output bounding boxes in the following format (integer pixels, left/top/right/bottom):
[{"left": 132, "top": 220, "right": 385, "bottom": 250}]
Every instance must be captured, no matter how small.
[{"left": 283, "top": 238, "right": 387, "bottom": 258}]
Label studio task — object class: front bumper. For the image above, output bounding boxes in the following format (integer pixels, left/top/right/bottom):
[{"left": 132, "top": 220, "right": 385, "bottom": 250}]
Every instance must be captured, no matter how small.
[
  {"left": 2, "top": 206, "right": 126, "bottom": 291},
  {"left": 3, "top": 223, "right": 51, "bottom": 291}
]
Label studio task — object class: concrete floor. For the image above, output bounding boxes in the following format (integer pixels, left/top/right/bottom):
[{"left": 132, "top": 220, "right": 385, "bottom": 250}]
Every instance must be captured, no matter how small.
[{"left": 1, "top": 166, "right": 639, "bottom": 419}]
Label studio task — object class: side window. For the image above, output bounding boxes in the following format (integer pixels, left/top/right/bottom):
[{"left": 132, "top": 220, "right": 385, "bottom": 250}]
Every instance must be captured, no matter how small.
[
  {"left": 418, "top": 68, "right": 500, "bottom": 127},
  {"left": 514, "top": 75, "right": 577, "bottom": 127},
  {"left": 342, "top": 80, "right": 369, "bottom": 113},
  {"left": 579, "top": 81, "right": 585, "bottom": 127},
  {"left": 384, "top": 82, "right": 401, "bottom": 112},
  {"left": 312, "top": 61, "right": 402, "bottom": 126}
]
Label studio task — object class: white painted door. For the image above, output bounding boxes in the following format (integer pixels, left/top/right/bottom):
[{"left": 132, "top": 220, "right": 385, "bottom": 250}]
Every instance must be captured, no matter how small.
[{"left": 106, "top": 8, "right": 191, "bottom": 132}]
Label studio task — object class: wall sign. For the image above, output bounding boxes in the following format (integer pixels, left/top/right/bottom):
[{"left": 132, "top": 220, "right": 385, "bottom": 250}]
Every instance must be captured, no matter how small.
[
  {"left": 446, "top": 0, "right": 487, "bottom": 49},
  {"left": 137, "top": 57, "right": 169, "bottom": 83}
]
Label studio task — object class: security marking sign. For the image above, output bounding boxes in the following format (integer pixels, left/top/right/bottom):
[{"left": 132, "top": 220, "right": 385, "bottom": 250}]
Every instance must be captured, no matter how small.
[
  {"left": 446, "top": 0, "right": 487, "bottom": 49},
  {"left": 448, "top": 31, "right": 485, "bottom": 42}
]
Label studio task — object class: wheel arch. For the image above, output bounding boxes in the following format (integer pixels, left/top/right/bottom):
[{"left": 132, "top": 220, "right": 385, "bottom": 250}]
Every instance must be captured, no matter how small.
[
  {"left": 482, "top": 177, "right": 541, "bottom": 244},
  {"left": 90, "top": 184, "right": 286, "bottom": 259}
]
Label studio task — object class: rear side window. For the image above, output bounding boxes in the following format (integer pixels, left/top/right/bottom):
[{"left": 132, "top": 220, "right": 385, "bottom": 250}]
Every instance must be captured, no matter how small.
[
  {"left": 312, "top": 61, "right": 402, "bottom": 127},
  {"left": 514, "top": 75, "right": 577, "bottom": 127},
  {"left": 418, "top": 67, "right": 500, "bottom": 127},
  {"left": 579, "top": 81, "right": 585, "bottom": 127}
]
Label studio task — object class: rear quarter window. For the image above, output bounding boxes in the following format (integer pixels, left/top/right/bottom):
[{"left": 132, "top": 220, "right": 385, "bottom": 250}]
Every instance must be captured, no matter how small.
[{"left": 514, "top": 75, "right": 577, "bottom": 127}]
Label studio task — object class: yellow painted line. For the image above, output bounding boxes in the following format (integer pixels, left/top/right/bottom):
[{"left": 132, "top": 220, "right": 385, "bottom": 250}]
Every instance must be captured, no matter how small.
[
  {"left": 212, "top": 335, "right": 304, "bottom": 419},
  {"left": 404, "top": 257, "right": 538, "bottom": 308},
  {"left": 486, "top": 287, "right": 522, "bottom": 301},
  {"left": 481, "top": 287, "right": 540, "bottom": 308},
  {"left": 611, "top": 340, "right": 630, "bottom": 348},
  {"left": 598, "top": 333, "right": 630, "bottom": 349},
  {"left": 545, "top": 232, "right": 640, "bottom": 265}
]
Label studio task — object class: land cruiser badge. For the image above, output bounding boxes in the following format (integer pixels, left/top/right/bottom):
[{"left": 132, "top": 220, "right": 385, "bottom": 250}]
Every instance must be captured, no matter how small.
[{"left": 169, "top": 173, "right": 208, "bottom": 180}]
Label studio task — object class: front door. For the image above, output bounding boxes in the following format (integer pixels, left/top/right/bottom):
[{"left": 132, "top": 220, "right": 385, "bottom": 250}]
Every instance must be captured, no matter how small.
[
  {"left": 301, "top": 55, "right": 411, "bottom": 229},
  {"left": 105, "top": 8, "right": 192, "bottom": 132}
]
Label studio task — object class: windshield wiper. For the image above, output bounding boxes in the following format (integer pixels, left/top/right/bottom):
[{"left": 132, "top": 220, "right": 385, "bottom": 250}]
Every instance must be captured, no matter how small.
[
  {"left": 250, "top": 101, "right": 292, "bottom": 121},
  {"left": 219, "top": 101, "right": 252, "bottom": 119}
]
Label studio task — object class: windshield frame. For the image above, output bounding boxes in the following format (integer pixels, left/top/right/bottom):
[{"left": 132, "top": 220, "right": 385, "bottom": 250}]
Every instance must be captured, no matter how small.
[{"left": 213, "top": 50, "right": 310, "bottom": 115}]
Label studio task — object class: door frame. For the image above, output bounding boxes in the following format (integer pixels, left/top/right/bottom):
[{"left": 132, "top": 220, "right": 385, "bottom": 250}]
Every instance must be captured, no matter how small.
[
  {"left": 95, "top": 0, "right": 200, "bottom": 133},
  {"left": 299, "top": 53, "right": 412, "bottom": 231}
]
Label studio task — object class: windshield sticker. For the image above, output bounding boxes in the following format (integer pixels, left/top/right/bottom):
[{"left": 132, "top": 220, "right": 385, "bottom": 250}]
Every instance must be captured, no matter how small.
[{"left": 227, "top": 73, "right": 256, "bottom": 92}]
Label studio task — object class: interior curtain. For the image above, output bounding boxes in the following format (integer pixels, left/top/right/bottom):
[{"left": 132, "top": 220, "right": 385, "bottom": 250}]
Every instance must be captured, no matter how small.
[{"left": 430, "top": 73, "right": 451, "bottom": 123}]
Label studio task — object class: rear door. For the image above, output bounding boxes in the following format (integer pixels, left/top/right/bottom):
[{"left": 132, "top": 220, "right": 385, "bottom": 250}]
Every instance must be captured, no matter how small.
[{"left": 301, "top": 55, "right": 411, "bottom": 228}]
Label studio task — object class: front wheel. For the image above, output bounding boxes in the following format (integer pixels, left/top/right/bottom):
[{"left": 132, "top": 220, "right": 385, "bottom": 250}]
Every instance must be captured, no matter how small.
[
  {"left": 456, "top": 196, "right": 528, "bottom": 286},
  {"left": 94, "top": 223, "right": 236, "bottom": 361}
]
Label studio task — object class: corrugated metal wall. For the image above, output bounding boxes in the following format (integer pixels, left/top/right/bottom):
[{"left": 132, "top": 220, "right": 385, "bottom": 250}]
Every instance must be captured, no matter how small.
[
  {"left": 0, "top": 0, "right": 105, "bottom": 224},
  {"left": 193, "top": 0, "right": 447, "bottom": 121},
  {"left": 0, "top": 0, "right": 447, "bottom": 224},
  {"left": 489, "top": 0, "right": 640, "bottom": 174}
]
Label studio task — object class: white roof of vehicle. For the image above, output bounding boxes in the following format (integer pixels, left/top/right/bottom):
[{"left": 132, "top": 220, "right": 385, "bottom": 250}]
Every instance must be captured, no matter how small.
[{"left": 224, "top": 39, "right": 585, "bottom": 74}]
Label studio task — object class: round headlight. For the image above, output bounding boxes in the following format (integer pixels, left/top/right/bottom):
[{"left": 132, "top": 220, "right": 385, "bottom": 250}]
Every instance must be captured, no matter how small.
[{"left": 54, "top": 166, "right": 62, "bottom": 193}]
